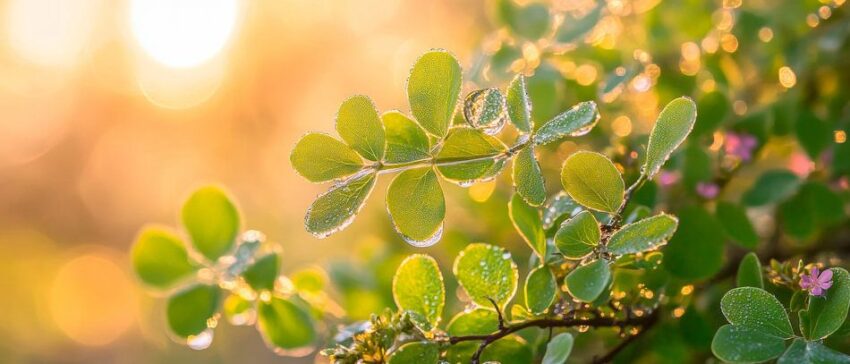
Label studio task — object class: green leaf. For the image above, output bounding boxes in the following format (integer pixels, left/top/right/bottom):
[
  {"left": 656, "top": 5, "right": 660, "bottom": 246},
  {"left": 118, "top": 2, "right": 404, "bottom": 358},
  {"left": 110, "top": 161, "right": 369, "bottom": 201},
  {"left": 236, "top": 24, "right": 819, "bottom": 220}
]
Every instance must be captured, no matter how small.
[
  {"left": 509, "top": 193, "right": 546, "bottom": 260},
  {"left": 389, "top": 342, "right": 440, "bottom": 364},
  {"left": 407, "top": 50, "right": 462, "bottom": 138},
  {"left": 290, "top": 133, "right": 364, "bottom": 183},
  {"left": 242, "top": 253, "right": 280, "bottom": 291},
  {"left": 446, "top": 335, "right": 532, "bottom": 364},
  {"left": 543, "top": 192, "right": 581, "bottom": 229},
  {"left": 796, "top": 110, "right": 833, "bottom": 159},
  {"left": 534, "top": 101, "right": 599, "bottom": 145},
  {"left": 524, "top": 266, "right": 556, "bottom": 314},
  {"left": 736, "top": 252, "right": 764, "bottom": 289},
  {"left": 780, "top": 182, "right": 845, "bottom": 239},
  {"left": 554, "top": 210, "right": 599, "bottom": 259},
  {"left": 507, "top": 3, "right": 550, "bottom": 39},
  {"left": 305, "top": 171, "right": 376, "bottom": 238},
  {"left": 435, "top": 128, "right": 508, "bottom": 184},
  {"left": 663, "top": 206, "right": 725, "bottom": 280},
  {"left": 257, "top": 296, "right": 316, "bottom": 351},
  {"left": 542, "top": 333, "right": 574, "bottom": 364},
  {"left": 387, "top": 168, "right": 445, "bottom": 246},
  {"left": 392, "top": 254, "right": 445, "bottom": 327},
  {"left": 506, "top": 74, "right": 532, "bottom": 133},
  {"left": 607, "top": 213, "right": 678, "bottom": 256},
  {"left": 711, "top": 324, "right": 786, "bottom": 363},
  {"left": 131, "top": 227, "right": 196, "bottom": 288},
  {"left": 742, "top": 170, "right": 800, "bottom": 206},
  {"left": 446, "top": 308, "right": 499, "bottom": 336},
  {"left": 453, "top": 243, "right": 519, "bottom": 309},
  {"left": 642, "top": 97, "right": 697, "bottom": 178},
  {"left": 720, "top": 287, "right": 793, "bottom": 338},
  {"left": 167, "top": 284, "right": 221, "bottom": 337},
  {"left": 223, "top": 294, "right": 254, "bottom": 326},
  {"left": 463, "top": 88, "right": 506, "bottom": 133},
  {"left": 801, "top": 268, "right": 850, "bottom": 340},
  {"left": 512, "top": 147, "right": 546, "bottom": 206},
  {"left": 778, "top": 339, "right": 850, "bottom": 364},
  {"left": 565, "top": 259, "right": 611, "bottom": 302},
  {"left": 716, "top": 201, "right": 758, "bottom": 249},
  {"left": 336, "top": 95, "right": 385, "bottom": 161},
  {"left": 290, "top": 266, "right": 328, "bottom": 294},
  {"left": 560, "top": 151, "right": 624, "bottom": 213},
  {"left": 181, "top": 186, "right": 240, "bottom": 261},
  {"left": 555, "top": 3, "right": 602, "bottom": 43},
  {"left": 382, "top": 111, "right": 431, "bottom": 163}
]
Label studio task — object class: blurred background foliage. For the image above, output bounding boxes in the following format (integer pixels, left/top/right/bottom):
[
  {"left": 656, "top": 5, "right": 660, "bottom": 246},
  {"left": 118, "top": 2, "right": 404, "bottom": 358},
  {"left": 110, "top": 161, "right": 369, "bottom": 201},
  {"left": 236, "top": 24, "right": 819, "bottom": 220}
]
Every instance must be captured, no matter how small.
[{"left": 1, "top": 0, "right": 849, "bottom": 363}]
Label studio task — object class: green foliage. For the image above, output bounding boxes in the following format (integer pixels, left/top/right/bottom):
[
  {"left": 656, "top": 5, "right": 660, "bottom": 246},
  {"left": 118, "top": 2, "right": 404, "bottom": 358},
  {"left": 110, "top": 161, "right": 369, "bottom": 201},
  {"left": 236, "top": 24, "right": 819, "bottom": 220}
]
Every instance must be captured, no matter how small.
[
  {"left": 382, "top": 111, "right": 431, "bottom": 163},
  {"left": 560, "top": 151, "right": 624, "bottom": 213},
  {"left": 512, "top": 147, "right": 546, "bottom": 206},
  {"left": 736, "top": 252, "right": 764, "bottom": 289},
  {"left": 509, "top": 193, "right": 546, "bottom": 259},
  {"left": 800, "top": 268, "right": 850, "bottom": 340},
  {"left": 778, "top": 339, "right": 850, "bottom": 364},
  {"left": 524, "top": 266, "right": 556, "bottom": 314},
  {"left": 167, "top": 284, "right": 221, "bottom": 338},
  {"left": 257, "top": 296, "right": 317, "bottom": 351},
  {"left": 242, "top": 253, "right": 280, "bottom": 291},
  {"left": 642, "top": 97, "right": 697, "bottom": 178},
  {"left": 388, "top": 342, "right": 440, "bottom": 364},
  {"left": 506, "top": 75, "right": 532, "bottom": 133},
  {"left": 565, "top": 259, "right": 611, "bottom": 302},
  {"left": 554, "top": 210, "right": 599, "bottom": 259},
  {"left": 336, "top": 95, "right": 384, "bottom": 161},
  {"left": 392, "top": 254, "right": 445, "bottom": 327},
  {"left": 716, "top": 201, "right": 758, "bottom": 249},
  {"left": 408, "top": 50, "right": 462, "bottom": 138},
  {"left": 290, "top": 133, "right": 364, "bottom": 183},
  {"left": 453, "top": 243, "right": 518, "bottom": 310},
  {"left": 606, "top": 213, "right": 678, "bottom": 256},
  {"left": 181, "top": 186, "right": 241, "bottom": 261},
  {"left": 305, "top": 171, "right": 376, "bottom": 238},
  {"left": 387, "top": 168, "right": 445, "bottom": 246},
  {"left": 663, "top": 206, "right": 725, "bottom": 280},
  {"left": 742, "top": 170, "right": 800, "bottom": 206},
  {"left": 435, "top": 128, "right": 507, "bottom": 183},
  {"left": 541, "top": 333, "right": 573, "bottom": 364},
  {"left": 131, "top": 227, "right": 196, "bottom": 288}
]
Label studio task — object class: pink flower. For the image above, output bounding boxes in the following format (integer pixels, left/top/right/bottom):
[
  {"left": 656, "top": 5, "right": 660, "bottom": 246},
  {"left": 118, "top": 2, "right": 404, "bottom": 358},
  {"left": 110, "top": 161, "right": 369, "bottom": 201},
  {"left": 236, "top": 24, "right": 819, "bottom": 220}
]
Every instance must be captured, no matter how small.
[
  {"left": 696, "top": 182, "right": 719, "bottom": 199},
  {"left": 800, "top": 267, "right": 833, "bottom": 297},
  {"left": 658, "top": 170, "right": 681, "bottom": 186},
  {"left": 724, "top": 132, "right": 758, "bottom": 161}
]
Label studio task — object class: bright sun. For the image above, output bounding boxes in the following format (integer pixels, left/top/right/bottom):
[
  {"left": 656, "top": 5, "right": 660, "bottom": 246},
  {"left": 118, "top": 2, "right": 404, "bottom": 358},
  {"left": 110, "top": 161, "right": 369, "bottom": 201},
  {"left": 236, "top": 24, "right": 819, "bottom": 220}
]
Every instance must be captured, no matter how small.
[{"left": 130, "top": 0, "right": 239, "bottom": 68}]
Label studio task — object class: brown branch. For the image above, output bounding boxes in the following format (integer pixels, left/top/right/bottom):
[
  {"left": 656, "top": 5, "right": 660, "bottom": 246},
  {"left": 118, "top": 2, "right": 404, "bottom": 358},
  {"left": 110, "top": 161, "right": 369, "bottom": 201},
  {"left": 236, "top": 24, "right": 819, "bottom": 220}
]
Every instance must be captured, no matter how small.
[{"left": 590, "top": 309, "right": 660, "bottom": 364}]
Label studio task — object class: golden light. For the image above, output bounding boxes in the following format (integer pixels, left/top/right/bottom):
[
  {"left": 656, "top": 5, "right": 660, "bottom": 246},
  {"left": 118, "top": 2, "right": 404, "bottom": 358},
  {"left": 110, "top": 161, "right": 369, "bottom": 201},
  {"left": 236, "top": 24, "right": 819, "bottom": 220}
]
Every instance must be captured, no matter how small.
[
  {"left": 779, "top": 66, "right": 797, "bottom": 88},
  {"left": 611, "top": 116, "right": 633, "bottom": 137},
  {"left": 49, "top": 252, "right": 137, "bottom": 346},
  {"left": 836, "top": 130, "right": 847, "bottom": 144},
  {"left": 6, "top": 0, "right": 101, "bottom": 67},
  {"left": 575, "top": 64, "right": 598, "bottom": 86},
  {"left": 130, "top": 0, "right": 240, "bottom": 68},
  {"left": 758, "top": 27, "right": 774, "bottom": 42},
  {"left": 468, "top": 180, "right": 497, "bottom": 202}
]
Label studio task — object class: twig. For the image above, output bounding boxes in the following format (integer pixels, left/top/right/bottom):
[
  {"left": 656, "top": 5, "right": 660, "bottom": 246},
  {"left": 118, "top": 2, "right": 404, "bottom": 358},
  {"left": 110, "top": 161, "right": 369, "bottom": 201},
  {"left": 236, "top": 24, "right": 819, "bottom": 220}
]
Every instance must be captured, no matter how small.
[{"left": 590, "top": 309, "right": 660, "bottom": 364}]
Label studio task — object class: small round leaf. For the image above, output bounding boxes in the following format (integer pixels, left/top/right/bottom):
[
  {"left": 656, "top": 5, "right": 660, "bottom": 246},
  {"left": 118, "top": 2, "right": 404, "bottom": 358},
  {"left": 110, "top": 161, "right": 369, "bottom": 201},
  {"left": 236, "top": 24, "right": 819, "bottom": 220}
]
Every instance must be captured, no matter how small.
[
  {"left": 565, "top": 259, "right": 611, "bottom": 303},
  {"left": 392, "top": 254, "right": 445, "bottom": 327},
  {"left": 387, "top": 168, "right": 445, "bottom": 246},
  {"left": 181, "top": 186, "right": 241, "bottom": 261},
  {"left": 131, "top": 227, "right": 196, "bottom": 288},
  {"left": 524, "top": 266, "right": 556, "bottom": 314},
  {"left": 561, "top": 151, "right": 624, "bottom": 213},
  {"left": 407, "top": 50, "right": 462, "bottom": 138},
  {"left": 554, "top": 210, "right": 599, "bottom": 259},
  {"left": 167, "top": 284, "right": 221, "bottom": 338},
  {"left": 257, "top": 296, "right": 316, "bottom": 351},
  {"left": 642, "top": 97, "right": 697, "bottom": 178},
  {"left": 290, "top": 133, "right": 364, "bottom": 183},
  {"left": 336, "top": 95, "right": 385, "bottom": 161},
  {"left": 453, "top": 243, "right": 519, "bottom": 309},
  {"left": 607, "top": 213, "right": 678, "bottom": 256}
]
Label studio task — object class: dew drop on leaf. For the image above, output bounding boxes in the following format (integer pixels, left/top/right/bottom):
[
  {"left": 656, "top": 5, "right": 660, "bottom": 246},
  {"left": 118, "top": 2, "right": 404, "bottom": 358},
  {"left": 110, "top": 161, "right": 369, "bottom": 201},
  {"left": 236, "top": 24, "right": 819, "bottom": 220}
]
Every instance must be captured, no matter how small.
[
  {"left": 399, "top": 223, "right": 444, "bottom": 248},
  {"left": 187, "top": 328, "right": 214, "bottom": 350},
  {"left": 463, "top": 88, "right": 507, "bottom": 135}
]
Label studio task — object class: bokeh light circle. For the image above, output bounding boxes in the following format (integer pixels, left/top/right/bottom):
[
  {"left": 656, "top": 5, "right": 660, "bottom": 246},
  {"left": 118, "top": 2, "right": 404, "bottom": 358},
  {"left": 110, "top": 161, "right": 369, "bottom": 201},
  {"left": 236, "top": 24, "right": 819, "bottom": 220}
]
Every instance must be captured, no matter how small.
[{"left": 130, "top": 0, "right": 239, "bottom": 68}]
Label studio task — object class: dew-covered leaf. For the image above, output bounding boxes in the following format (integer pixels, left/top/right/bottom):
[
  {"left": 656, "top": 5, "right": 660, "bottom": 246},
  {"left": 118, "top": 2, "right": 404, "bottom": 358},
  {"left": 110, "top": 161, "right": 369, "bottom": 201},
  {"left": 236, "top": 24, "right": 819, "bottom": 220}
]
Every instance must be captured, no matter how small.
[
  {"left": 290, "top": 266, "right": 328, "bottom": 294},
  {"left": 555, "top": 3, "right": 603, "bottom": 43},
  {"left": 382, "top": 111, "right": 431, "bottom": 163},
  {"left": 720, "top": 287, "right": 793, "bottom": 338},
  {"left": 512, "top": 147, "right": 546, "bottom": 206},
  {"left": 716, "top": 201, "right": 758, "bottom": 249},
  {"left": 388, "top": 341, "right": 440, "bottom": 364},
  {"left": 711, "top": 324, "right": 786, "bottom": 363},
  {"left": 453, "top": 243, "right": 519, "bottom": 309},
  {"left": 565, "top": 259, "right": 610, "bottom": 302},
  {"left": 801, "top": 268, "right": 850, "bottom": 340},
  {"left": 607, "top": 213, "right": 678, "bottom": 256},
  {"left": 778, "top": 339, "right": 850, "bottom": 364},
  {"left": 736, "top": 252, "right": 763, "bottom": 289},
  {"left": 534, "top": 101, "right": 598, "bottom": 145},
  {"left": 642, "top": 97, "right": 697, "bottom": 178},
  {"left": 242, "top": 253, "right": 280, "bottom": 291},
  {"left": 506, "top": 74, "right": 532, "bottom": 133},
  {"left": 435, "top": 128, "right": 508, "bottom": 184},
  {"left": 463, "top": 88, "right": 507, "bottom": 134},
  {"left": 182, "top": 186, "right": 240, "bottom": 261},
  {"left": 167, "top": 284, "right": 221, "bottom": 338},
  {"left": 525, "top": 265, "right": 556, "bottom": 314},
  {"left": 290, "top": 133, "right": 364, "bottom": 183},
  {"left": 407, "top": 50, "right": 462, "bottom": 138},
  {"left": 392, "top": 254, "right": 445, "bottom": 327},
  {"left": 257, "top": 296, "right": 316, "bottom": 351},
  {"left": 387, "top": 168, "right": 445, "bottom": 246},
  {"left": 446, "top": 308, "right": 499, "bottom": 336},
  {"left": 446, "top": 335, "right": 532, "bottom": 364},
  {"left": 554, "top": 210, "right": 599, "bottom": 259},
  {"left": 223, "top": 293, "right": 255, "bottom": 326},
  {"left": 509, "top": 193, "right": 546, "bottom": 260},
  {"left": 336, "top": 95, "right": 385, "bottom": 161},
  {"left": 305, "top": 171, "right": 376, "bottom": 238},
  {"left": 663, "top": 206, "right": 725, "bottom": 280},
  {"left": 132, "top": 227, "right": 196, "bottom": 288},
  {"left": 542, "top": 333, "right": 574, "bottom": 364},
  {"left": 742, "top": 170, "right": 800, "bottom": 206},
  {"left": 560, "top": 151, "right": 624, "bottom": 213},
  {"left": 543, "top": 192, "right": 581, "bottom": 229}
]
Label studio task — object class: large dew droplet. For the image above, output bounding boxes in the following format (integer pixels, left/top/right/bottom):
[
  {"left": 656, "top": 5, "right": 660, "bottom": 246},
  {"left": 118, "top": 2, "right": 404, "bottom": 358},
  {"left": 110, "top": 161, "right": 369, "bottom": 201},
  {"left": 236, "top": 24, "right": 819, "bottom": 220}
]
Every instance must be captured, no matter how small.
[
  {"left": 463, "top": 88, "right": 507, "bottom": 135},
  {"left": 187, "top": 328, "right": 214, "bottom": 350},
  {"left": 399, "top": 223, "right": 444, "bottom": 248}
]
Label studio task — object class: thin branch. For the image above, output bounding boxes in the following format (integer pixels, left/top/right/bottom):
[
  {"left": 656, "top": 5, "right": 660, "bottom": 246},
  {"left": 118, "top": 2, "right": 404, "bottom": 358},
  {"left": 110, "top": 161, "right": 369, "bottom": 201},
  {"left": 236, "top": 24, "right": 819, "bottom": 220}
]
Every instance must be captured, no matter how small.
[
  {"left": 591, "top": 309, "right": 659, "bottom": 364},
  {"left": 487, "top": 297, "right": 506, "bottom": 330},
  {"left": 608, "top": 174, "right": 648, "bottom": 228}
]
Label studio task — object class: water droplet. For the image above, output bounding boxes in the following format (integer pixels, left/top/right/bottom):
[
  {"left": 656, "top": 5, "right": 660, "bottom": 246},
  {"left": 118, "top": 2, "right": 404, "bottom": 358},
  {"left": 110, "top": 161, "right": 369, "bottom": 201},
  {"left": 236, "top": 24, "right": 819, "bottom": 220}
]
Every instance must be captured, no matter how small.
[
  {"left": 187, "top": 328, "right": 214, "bottom": 350},
  {"left": 463, "top": 88, "right": 507, "bottom": 135},
  {"left": 399, "top": 223, "right": 444, "bottom": 248}
]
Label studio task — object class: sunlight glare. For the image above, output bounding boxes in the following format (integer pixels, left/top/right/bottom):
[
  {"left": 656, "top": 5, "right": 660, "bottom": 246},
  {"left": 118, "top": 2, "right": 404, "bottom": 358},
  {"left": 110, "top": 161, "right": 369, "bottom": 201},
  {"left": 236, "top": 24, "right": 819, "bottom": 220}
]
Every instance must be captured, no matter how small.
[{"left": 130, "top": 0, "right": 239, "bottom": 68}]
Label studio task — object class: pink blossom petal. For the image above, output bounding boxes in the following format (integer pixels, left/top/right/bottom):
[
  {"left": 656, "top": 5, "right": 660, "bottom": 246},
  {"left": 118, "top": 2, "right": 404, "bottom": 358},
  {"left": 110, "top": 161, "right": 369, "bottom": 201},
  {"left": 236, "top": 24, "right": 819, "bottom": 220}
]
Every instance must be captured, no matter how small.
[
  {"left": 820, "top": 281, "right": 833, "bottom": 290},
  {"left": 801, "top": 276, "right": 813, "bottom": 289},
  {"left": 811, "top": 267, "right": 820, "bottom": 278},
  {"left": 812, "top": 286, "right": 824, "bottom": 296},
  {"left": 818, "top": 269, "right": 833, "bottom": 284}
]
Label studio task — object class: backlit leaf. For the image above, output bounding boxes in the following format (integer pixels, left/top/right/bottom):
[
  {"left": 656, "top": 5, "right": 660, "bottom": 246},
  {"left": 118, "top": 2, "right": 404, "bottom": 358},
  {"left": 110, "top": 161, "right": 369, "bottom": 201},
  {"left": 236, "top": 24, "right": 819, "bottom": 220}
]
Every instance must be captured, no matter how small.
[
  {"left": 305, "top": 171, "right": 376, "bottom": 238},
  {"left": 388, "top": 342, "right": 439, "bottom": 364},
  {"left": 542, "top": 333, "right": 574, "bottom": 364},
  {"left": 387, "top": 168, "right": 445, "bottom": 246},
  {"left": 560, "top": 151, "right": 624, "bottom": 213},
  {"left": 132, "top": 227, "right": 196, "bottom": 288},
  {"left": 382, "top": 111, "right": 431, "bottom": 163},
  {"left": 554, "top": 210, "right": 599, "bottom": 259},
  {"left": 506, "top": 74, "right": 532, "bottom": 133},
  {"left": 565, "top": 259, "right": 610, "bottom": 302},
  {"left": 392, "top": 254, "right": 445, "bottom": 327},
  {"left": 167, "top": 284, "right": 221, "bottom": 337},
  {"left": 257, "top": 296, "right": 316, "bottom": 351},
  {"left": 453, "top": 243, "right": 519, "bottom": 309},
  {"left": 436, "top": 128, "right": 508, "bottom": 184},
  {"left": 642, "top": 97, "right": 697, "bottom": 178},
  {"left": 524, "top": 265, "right": 556, "bottom": 314},
  {"left": 736, "top": 252, "right": 763, "bottom": 289},
  {"left": 242, "top": 253, "right": 280, "bottom": 291},
  {"left": 290, "top": 133, "right": 364, "bottom": 183},
  {"left": 509, "top": 193, "right": 546, "bottom": 260},
  {"left": 607, "top": 213, "right": 678, "bottom": 256},
  {"left": 512, "top": 147, "right": 546, "bottom": 206},
  {"left": 407, "top": 50, "right": 462, "bottom": 138},
  {"left": 336, "top": 95, "right": 385, "bottom": 161},
  {"left": 534, "top": 101, "right": 599, "bottom": 145},
  {"left": 801, "top": 268, "right": 850, "bottom": 340},
  {"left": 182, "top": 186, "right": 240, "bottom": 261}
]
